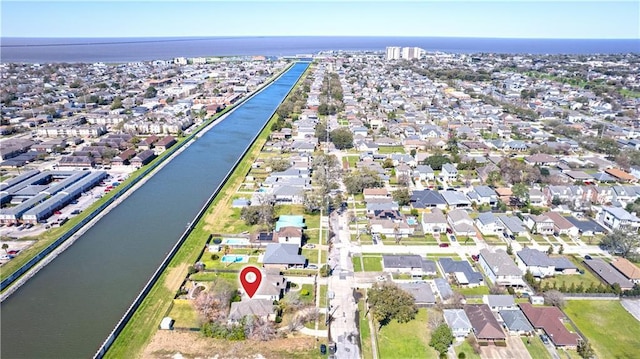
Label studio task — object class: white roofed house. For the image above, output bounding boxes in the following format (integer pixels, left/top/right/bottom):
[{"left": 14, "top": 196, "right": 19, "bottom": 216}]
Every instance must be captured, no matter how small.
[
  {"left": 515, "top": 247, "right": 578, "bottom": 278},
  {"left": 441, "top": 163, "right": 458, "bottom": 182},
  {"left": 523, "top": 214, "right": 555, "bottom": 235},
  {"left": 443, "top": 309, "right": 473, "bottom": 339},
  {"left": 440, "top": 190, "right": 472, "bottom": 209},
  {"left": 447, "top": 209, "right": 476, "bottom": 236},
  {"left": 479, "top": 248, "right": 525, "bottom": 287},
  {"left": 468, "top": 186, "right": 498, "bottom": 207},
  {"left": 528, "top": 188, "right": 547, "bottom": 207},
  {"left": 413, "top": 165, "right": 435, "bottom": 181},
  {"left": 421, "top": 209, "right": 448, "bottom": 234},
  {"left": 599, "top": 205, "right": 640, "bottom": 231},
  {"left": 483, "top": 295, "right": 516, "bottom": 311},
  {"left": 475, "top": 212, "right": 504, "bottom": 236}
]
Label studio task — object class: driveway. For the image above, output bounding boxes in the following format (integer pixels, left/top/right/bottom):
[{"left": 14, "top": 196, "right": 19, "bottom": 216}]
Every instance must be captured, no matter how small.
[
  {"left": 621, "top": 299, "right": 640, "bottom": 322},
  {"left": 479, "top": 336, "right": 531, "bottom": 359}
]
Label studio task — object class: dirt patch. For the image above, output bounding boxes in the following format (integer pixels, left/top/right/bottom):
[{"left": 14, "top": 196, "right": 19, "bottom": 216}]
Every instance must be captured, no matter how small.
[
  {"left": 164, "top": 263, "right": 190, "bottom": 291},
  {"left": 479, "top": 336, "right": 531, "bottom": 359},
  {"left": 142, "top": 330, "right": 317, "bottom": 359}
]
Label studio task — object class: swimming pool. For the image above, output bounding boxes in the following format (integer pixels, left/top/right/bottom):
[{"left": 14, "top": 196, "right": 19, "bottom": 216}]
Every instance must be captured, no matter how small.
[
  {"left": 221, "top": 254, "right": 249, "bottom": 263},
  {"left": 407, "top": 217, "right": 417, "bottom": 225},
  {"left": 222, "top": 238, "right": 250, "bottom": 246}
]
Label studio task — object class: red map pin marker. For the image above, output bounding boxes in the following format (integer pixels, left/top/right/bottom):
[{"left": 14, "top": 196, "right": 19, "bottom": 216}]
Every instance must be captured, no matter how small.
[{"left": 240, "top": 266, "right": 262, "bottom": 299}]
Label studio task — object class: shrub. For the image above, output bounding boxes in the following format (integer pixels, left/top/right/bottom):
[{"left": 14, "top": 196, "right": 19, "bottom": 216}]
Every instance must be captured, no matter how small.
[
  {"left": 275, "top": 316, "right": 282, "bottom": 323},
  {"left": 300, "top": 289, "right": 310, "bottom": 296},
  {"left": 211, "top": 254, "right": 220, "bottom": 260},
  {"left": 458, "top": 353, "right": 466, "bottom": 359}
]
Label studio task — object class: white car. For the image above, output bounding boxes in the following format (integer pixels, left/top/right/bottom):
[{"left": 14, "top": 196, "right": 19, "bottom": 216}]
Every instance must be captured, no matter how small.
[{"left": 376, "top": 275, "right": 387, "bottom": 281}]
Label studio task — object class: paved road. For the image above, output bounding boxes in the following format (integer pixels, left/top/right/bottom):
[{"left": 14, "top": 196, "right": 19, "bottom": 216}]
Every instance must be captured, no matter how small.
[{"left": 327, "top": 211, "right": 360, "bottom": 359}]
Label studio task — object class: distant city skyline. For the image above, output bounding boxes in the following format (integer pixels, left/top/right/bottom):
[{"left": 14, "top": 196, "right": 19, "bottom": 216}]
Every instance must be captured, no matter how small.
[{"left": 2, "top": 1, "right": 639, "bottom": 39}]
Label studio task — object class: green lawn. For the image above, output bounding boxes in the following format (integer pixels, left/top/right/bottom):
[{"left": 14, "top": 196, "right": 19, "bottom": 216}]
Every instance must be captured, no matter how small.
[
  {"left": 168, "top": 299, "right": 200, "bottom": 329},
  {"left": 358, "top": 298, "right": 374, "bottom": 359},
  {"left": 299, "top": 284, "right": 315, "bottom": 304},
  {"left": 540, "top": 256, "right": 603, "bottom": 290},
  {"left": 453, "top": 339, "right": 481, "bottom": 359},
  {"left": 564, "top": 300, "right": 640, "bottom": 359},
  {"left": 362, "top": 256, "right": 383, "bottom": 271},
  {"left": 522, "top": 336, "right": 551, "bottom": 359},
  {"left": 376, "top": 309, "right": 438, "bottom": 359},
  {"left": 377, "top": 146, "right": 405, "bottom": 154},
  {"left": 454, "top": 285, "right": 489, "bottom": 297},
  {"left": 353, "top": 256, "right": 364, "bottom": 272}
]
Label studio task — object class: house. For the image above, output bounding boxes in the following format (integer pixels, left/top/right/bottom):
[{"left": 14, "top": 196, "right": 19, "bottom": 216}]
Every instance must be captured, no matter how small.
[
  {"left": 610, "top": 257, "right": 640, "bottom": 284},
  {"left": 252, "top": 270, "right": 288, "bottom": 301},
  {"left": 464, "top": 304, "right": 506, "bottom": 342},
  {"left": 468, "top": 186, "right": 498, "bottom": 207},
  {"left": 414, "top": 165, "right": 435, "bottom": 181},
  {"left": 411, "top": 190, "right": 447, "bottom": 209},
  {"left": 523, "top": 214, "right": 555, "bottom": 235},
  {"left": 483, "top": 295, "right": 516, "bottom": 311},
  {"left": 499, "top": 309, "right": 534, "bottom": 336},
  {"left": 528, "top": 188, "right": 547, "bottom": 207},
  {"left": 441, "top": 191, "right": 472, "bottom": 209},
  {"left": 516, "top": 248, "right": 578, "bottom": 278},
  {"left": 441, "top": 163, "right": 458, "bottom": 181},
  {"left": 421, "top": 209, "right": 448, "bottom": 234},
  {"left": 447, "top": 209, "right": 476, "bottom": 236},
  {"left": 519, "top": 303, "right": 581, "bottom": 348},
  {"left": 583, "top": 258, "right": 634, "bottom": 290},
  {"left": 434, "top": 278, "right": 454, "bottom": 300},
  {"left": 275, "top": 226, "right": 303, "bottom": 246},
  {"left": 566, "top": 216, "right": 607, "bottom": 236},
  {"left": 475, "top": 212, "right": 505, "bottom": 236},
  {"left": 438, "top": 258, "right": 484, "bottom": 287},
  {"left": 443, "top": 309, "right": 473, "bottom": 339},
  {"left": 262, "top": 243, "right": 306, "bottom": 270},
  {"left": 382, "top": 255, "right": 436, "bottom": 277},
  {"left": 525, "top": 154, "right": 559, "bottom": 166},
  {"left": 599, "top": 206, "right": 640, "bottom": 231},
  {"left": 497, "top": 214, "right": 527, "bottom": 237},
  {"left": 131, "top": 149, "right": 156, "bottom": 168},
  {"left": 604, "top": 168, "right": 635, "bottom": 182},
  {"left": 479, "top": 249, "right": 524, "bottom": 287},
  {"left": 363, "top": 187, "right": 390, "bottom": 200},
  {"left": 398, "top": 282, "right": 436, "bottom": 307},
  {"left": 544, "top": 212, "right": 579, "bottom": 237},
  {"left": 273, "top": 185, "right": 305, "bottom": 204},
  {"left": 155, "top": 135, "right": 177, "bottom": 152},
  {"left": 228, "top": 299, "right": 277, "bottom": 324}
]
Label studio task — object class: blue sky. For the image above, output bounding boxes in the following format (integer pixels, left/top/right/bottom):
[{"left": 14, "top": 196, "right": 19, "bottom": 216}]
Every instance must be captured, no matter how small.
[{"left": 2, "top": 1, "right": 639, "bottom": 39}]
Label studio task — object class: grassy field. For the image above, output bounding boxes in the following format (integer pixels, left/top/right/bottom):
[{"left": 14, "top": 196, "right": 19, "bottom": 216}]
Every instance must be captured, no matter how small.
[
  {"left": 358, "top": 298, "right": 374, "bottom": 359},
  {"left": 564, "top": 300, "right": 640, "bottom": 359},
  {"left": 168, "top": 299, "right": 200, "bottom": 329},
  {"left": 376, "top": 309, "right": 438, "bottom": 359},
  {"left": 454, "top": 285, "right": 489, "bottom": 297},
  {"left": 522, "top": 336, "right": 551, "bottom": 359},
  {"left": 454, "top": 340, "right": 481, "bottom": 359},
  {"left": 377, "top": 146, "right": 405, "bottom": 154},
  {"left": 540, "top": 255, "right": 603, "bottom": 290},
  {"left": 362, "top": 256, "right": 383, "bottom": 271},
  {"left": 104, "top": 63, "right": 309, "bottom": 358}
]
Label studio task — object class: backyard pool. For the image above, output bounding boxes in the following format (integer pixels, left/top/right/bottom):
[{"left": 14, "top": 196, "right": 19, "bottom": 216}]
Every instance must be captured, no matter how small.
[
  {"left": 221, "top": 254, "right": 249, "bottom": 263},
  {"left": 407, "top": 217, "right": 417, "bottom": 225},
  {"left": 222, "top": 238, "right": 250, "bottom": 246}
]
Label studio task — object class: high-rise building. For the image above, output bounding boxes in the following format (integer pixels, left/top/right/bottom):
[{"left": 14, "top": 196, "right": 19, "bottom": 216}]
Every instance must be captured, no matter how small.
[
  {"left": 401, "top": 47, "right": 423, "bottom": 60},
  {"left": 386, "top": 46, "right": 401, "bottom": 60}
]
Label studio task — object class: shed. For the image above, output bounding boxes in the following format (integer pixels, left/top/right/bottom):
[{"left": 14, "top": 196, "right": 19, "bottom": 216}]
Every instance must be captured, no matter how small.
[{"left": 160, "top": 317, "right": 174, "bottom": 330}]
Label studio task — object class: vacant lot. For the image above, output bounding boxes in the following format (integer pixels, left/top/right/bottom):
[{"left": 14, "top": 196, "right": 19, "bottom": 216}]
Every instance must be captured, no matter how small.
[
  {"left": 565, "top": 300, "right": 640, "bottom": 359},
  {"left": 376, "top": 309, "right": 439, "bottom": 359}
]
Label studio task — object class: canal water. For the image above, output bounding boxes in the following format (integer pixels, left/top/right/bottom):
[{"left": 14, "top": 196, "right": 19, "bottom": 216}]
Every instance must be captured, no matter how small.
[{"left": 0, "top": 62, "right": 308, "bottom": 359}]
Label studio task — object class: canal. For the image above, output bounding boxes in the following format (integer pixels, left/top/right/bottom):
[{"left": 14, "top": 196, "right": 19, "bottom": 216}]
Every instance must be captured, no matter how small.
[{"left": 0, "top": 62, "right": 309, "bottom": 359}]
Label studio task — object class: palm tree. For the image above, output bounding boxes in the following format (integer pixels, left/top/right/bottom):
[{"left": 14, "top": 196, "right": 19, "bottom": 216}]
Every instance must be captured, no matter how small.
[{"left": 2, "top": 243, "right": 9, "bottom": 254}]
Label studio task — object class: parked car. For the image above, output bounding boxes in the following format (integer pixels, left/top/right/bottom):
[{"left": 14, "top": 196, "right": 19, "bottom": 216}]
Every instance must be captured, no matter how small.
[
  {"left": 307, "top": 264, "right": 318, "bottom": 270},
  {"left": 584, "top": 255, "right": 592, "bottom": 260},
  {"left": 376, "top": 275, "right": 387, "bottom": 281},
  {"left": 446, "top": 228, "right": 453, "bottom": 234},
  {"left": 449, "top": 235, "right": 456, "bottom": 242},
  {"left": 439, "top": 243, "right": 449, "bottom": 248},
  {"left": 471, "top": 254, "right": 479, "bottom": 261},
  {"left": 320, "top": 344, "right": 327, "bottom": 355},
  {"left": 540, "top": 334, "right": 550, "bottom": 344},
  {"left": 54, "top": 210, "right": 62, "bottom": 215}
]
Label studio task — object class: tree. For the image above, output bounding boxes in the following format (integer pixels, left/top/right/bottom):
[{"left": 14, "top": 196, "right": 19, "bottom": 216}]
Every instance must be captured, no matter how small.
[
  {"left": 577, "top": 340, "right": 595, "bottom": 359},
  {"left": 600, "top": 229, "right": 640, "bottom": 260},
  {"left": 422, "top": 154, "right": 450, "bottom": 171},
  {"left": 343, "top": 168, "right": 382, "bottom": 194},
  {"left": 193, "top": 279, "right": 235, "bottom": 323},
  {"left": 144, "top": 86, "right": 157, "bottom": 98},
  {"left": 558, "top": 244, "right": 564, "bottom": 255},
  {"left": 110, "top": 96, "right": 123, "bottom": 110},
  {"left": 392, "top": 188, "right": 411, "bottom": 206},
  {"left": 543, "top": 290, "right": 565, "bottom": 308},
  {"left": 506, "top": 243, "right": 513, "bottom": 255},
  {"left": 511, "top": 183, "right": 529, "bottom": 205},
  {"left": 429, "top": 323, "right": 454, "bottom": 356},
  {"left": 368, "top": 282, "right": 417, "bottom": 329},
  {"left": 319, "top": 264, "right": 331, "bottom": 277},
  {"left": 330, "top": 127, "right": 354, "bottom": 150},
  {"left": 2, "top": 243, "right": 8, "bottom": 253},
  {"left": 546, "top": 245, "right": 554, "bottom": 255}
]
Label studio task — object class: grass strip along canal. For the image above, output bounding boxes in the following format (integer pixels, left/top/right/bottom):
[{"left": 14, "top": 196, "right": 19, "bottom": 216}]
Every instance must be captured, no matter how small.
[{"left": 0, "top": 61, "right": 309, "bottom": 359}]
